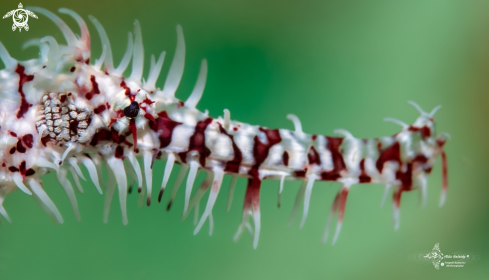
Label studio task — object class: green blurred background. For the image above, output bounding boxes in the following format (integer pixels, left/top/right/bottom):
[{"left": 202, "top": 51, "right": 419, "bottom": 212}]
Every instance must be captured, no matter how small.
[{"left": 0, "top": 0, "right": 488, "bottom": 279}]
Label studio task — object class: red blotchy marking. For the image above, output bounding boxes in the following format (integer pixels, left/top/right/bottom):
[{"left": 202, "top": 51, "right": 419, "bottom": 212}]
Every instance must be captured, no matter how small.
[
  {"left": 392, "top": 163, "right": 416, "bottom": 208},
  {"left": 249, "top": 177, "right": 261, "bottom": 211},
  {"left": 338, "top": 188, "right": 349, "bottom": 221},
  {"left": 242, "top": 179, "right": 253, "bottom": 213},
  {"left": 149, "top": 111, "right": 182, "bottom": 149},
  {"left": 312, "top": 135, "right": 317, "bottom": 141},
  {"left": 115, "top": 146, "right": 124, "bottom": 159},
  {"left": 413, "top": 154, "right": 428, "bottom": 167},
  {"left": 90, "top": 127, "right": 133, "bottom": 147},
  {"left": 85, "top": 75, "right": 100, "bottom": 100},
  {"left": 90, "top": 129, "right": 112, "bottom": 146},
  {"left": 144, "top": 113, "right": 156, "bottom": 125},
  {"left": 393, "top": 190, "right": 402, "bottom": 208},
  {"left": 218, "top": 123, "right": 243, "bottom": 173},
  {"left": 142, "top": 97, "right": 155, "bottom": 105},
  {"left": 242, "top": 177, "right": 262, "bottom": 215},
  {"left": 9, "top": 147, "right": 16, "bottom": 154},
  {"left": 120, "top": 81, "right": 128, "bottom": 92},
  {"left": 22, "top": 134, "right": 34, "bottom": 148},
  {"left": 249, "top": 128, "right": 282, "bottom": 178},
  {"left": 108, "top": 119, "right": 117, "bottom": 127},
  {"left": 26, "top": 169, "right": 35, "bottom": 176},
  {"left": 108, "top": 110, "right": 125, "bottom": 127},
  {"left": 9, "top": 131, "right": 17, "bottom": 137},
  {"left": 441, "top": 150, "right": 448, "bottom": 193},
  {"left": 120, "top": 80, "right": 134, "bottom": 101},
  {"left": 8, "top": 166, "right": 19, "bottom": 172},
  {"left": 14, "top": 64, "right": 34, "bottom": 119},
  {"left": 408, "top": 125, "right": 431, "bottom": 139},
  {"left": 282, "top": 151, "right": 289, "bottom": 166},
  {"left": 16, "top": 139, "right": 26, "bottom": 153},
  {"left": 436, "top": 138, "right": 446, "bottom": 148},
  {"left": 70, "top": 66, "right": 76, "bottom": 72},
  {"left": 177, "top": 101, "right": 185, "bottom": 108},
  {"left": 294, "top": 170, "right": 307, "bottom": 178},
  {"left": 308, "top": 146, "right": 321, "bottom": 165},
  {"left": 94, "top": 104, "right": 107, "bottom": 114},
  {"left": 358, "top": 158, "right": 371, "bottom": 183},
  {"left": 19, "top": 161, "right": 26, "bottom": 177},
  {"left": 41, "top": 135, "right": 50, "bottom": 146},
  {"left": 375, "top": 142, "right": 401, "bottom": 173},
  {"left": 70, "top": 119, "right": 79, "bottom": 135},
  {"left": 85, "top": 58, "right": 90, "bottom": 64},
  {"left": 321, "top": 137, "right": 346, "bottom": 181},
  {"left": 129, "top": 119, "right": 138, "bottom": 151},
  {"left": 233, "top": 127, "right": 238, "bottom": 131},
  {"left": 178, "top": 118, "right": 213, "bottom": 165},
  {"left": 396, "top": 163, "right": 413, "bottom": 192},
  {"left": 414, "top": 154, "right": 428, "bottom": 163}
]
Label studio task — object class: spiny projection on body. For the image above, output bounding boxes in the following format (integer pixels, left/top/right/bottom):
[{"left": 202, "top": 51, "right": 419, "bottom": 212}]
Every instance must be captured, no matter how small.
[{"left": 0, "top": 7, "right": 449, "bottom": 248}]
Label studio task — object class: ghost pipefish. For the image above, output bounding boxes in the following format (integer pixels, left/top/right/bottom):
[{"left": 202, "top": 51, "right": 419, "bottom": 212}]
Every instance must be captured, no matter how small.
[{"left": 0, "top": 7, "right": 449, "bottom": 249}]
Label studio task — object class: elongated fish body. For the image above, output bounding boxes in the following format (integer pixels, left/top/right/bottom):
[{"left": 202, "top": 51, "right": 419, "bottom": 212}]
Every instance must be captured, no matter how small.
[{"left": 0, "top": 7, "right": 448, "bottom": 248}]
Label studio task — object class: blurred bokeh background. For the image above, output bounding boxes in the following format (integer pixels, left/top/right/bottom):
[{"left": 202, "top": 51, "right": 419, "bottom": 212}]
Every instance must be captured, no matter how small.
[{"left": 0, "top": 0, "right": 488, "bottom": 279}]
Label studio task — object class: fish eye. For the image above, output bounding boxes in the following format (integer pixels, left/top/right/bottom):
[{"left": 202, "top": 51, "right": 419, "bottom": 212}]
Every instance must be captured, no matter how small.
[{"left": 123, "top": 101, "right": 140, "bottom": 119}]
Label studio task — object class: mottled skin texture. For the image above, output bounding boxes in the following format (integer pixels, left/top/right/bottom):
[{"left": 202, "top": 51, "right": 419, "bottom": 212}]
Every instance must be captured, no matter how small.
[{"left": 0, "top": 7, "right": 448, "bottom": 248}]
